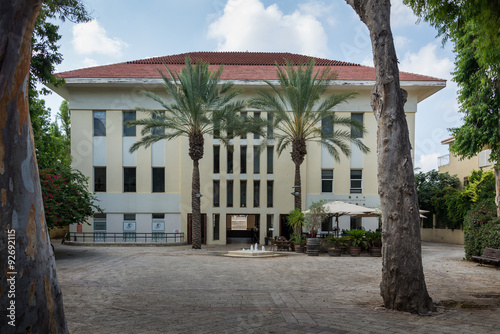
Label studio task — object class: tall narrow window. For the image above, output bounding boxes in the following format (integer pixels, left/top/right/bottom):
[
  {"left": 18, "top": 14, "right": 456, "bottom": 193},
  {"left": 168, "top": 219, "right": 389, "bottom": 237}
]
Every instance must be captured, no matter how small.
[
  {"left": 227, "top": 146, "right": 233, "bottom": 174},
  {"left": 93, "top": 111, "right": 106, "bottom": 136},
  {"left": 240, "top": 146, "right": 247, "bottom": 174},
  {"left": 240, "top": 180, "right": 247, "bottom": 207},
  {"left": 124, "top": 167, "right": 136, "bottom": 192},
  {"left": 253, "top": 113, "right": 260, "bottom": 139},
  {"left": 267, "top": 113, "right": 273, "bottom": 139},
  {"left": 93, "top": 213, "right": 106, "bottom": 241},
  {"left": 213, "top": 146, "right": 220, "bottom": 174},
  {"left": 266, "top": 214, "right": 273, "bottom": 238},
  {"left": 350, "top": 170, "right": 362, "bottom": 193},
  {"left": 213, "top": 180, "right": 220, "bottom": 207},
  {"left": 267, "top": 146, "right": 273, "bottom": 174},
  {"left": 213, "top": 214, "right": 220, "bottom": 241},
  {"left": 152, "top": 213, "right": 165, "bottom": 242},
  {"left": 152, "top": 111, "right": 165, "bottom": 135},
  {"left": 123, "top": 214, "right": 136, "bottom": 242},
  {"left": 322, "top": 117, "right": 334, "bottom": 136},
  {"left": 123, "top": 111, "right": 136, "bottom": 136},
  {"left": 321, "top": 169, "right": 333, "bottom": 193},
  {"left": 253, "top": 180, "right": 260, "bottom": 207},
  {"left": 351, "top": 113, "right": 364, "bottom": 138},
  {"left": 267, "top": 181, "right": 273, "bottom": 207},
  {"left": 227, "top": 180, "right": 234, "bottom": 207},
  {"left": 94, "top": 167, "right": 106, "bottom": 192},
  {"left": 350, "top": 217, "right": 362, "bottom": 230},
  {"left": 253, "top": 146, "right": 260, "bottom": 174},
  {"left": 152, "top": 167, "right": 165, "bottom": 192}
]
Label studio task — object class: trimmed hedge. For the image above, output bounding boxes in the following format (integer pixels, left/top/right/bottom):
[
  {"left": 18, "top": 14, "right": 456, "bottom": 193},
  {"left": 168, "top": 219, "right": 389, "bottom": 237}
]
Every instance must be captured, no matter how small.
[{"left": 463, "top": 201, "right": 500, "bottom": 259}]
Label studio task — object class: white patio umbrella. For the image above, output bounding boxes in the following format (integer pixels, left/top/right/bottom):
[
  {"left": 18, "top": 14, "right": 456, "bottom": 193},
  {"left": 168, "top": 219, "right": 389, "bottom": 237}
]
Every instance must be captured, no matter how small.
[{"left": 304, "top": 201, "right": 378, "bottom": 234}]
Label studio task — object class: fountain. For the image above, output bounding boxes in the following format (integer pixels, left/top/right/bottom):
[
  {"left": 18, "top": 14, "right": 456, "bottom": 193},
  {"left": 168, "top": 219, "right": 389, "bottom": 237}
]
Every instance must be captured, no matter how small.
[{"left": 225, "top": 243, "right": 282, "bottom": 258}]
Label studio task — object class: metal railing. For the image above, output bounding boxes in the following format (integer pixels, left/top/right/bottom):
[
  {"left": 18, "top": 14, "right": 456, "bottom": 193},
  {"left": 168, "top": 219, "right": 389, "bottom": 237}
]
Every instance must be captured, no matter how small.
[{"left": 66, "top": 232, "right": 184, "bottom": 243}]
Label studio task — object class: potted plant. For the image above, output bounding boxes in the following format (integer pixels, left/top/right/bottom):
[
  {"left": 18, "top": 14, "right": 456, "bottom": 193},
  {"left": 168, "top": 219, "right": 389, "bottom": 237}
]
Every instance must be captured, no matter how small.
[
  {"left": 346, "top": 229, "right": 367, "bottom": 256},
  {"left": 325, "top": 236, "right": 342, "bottom": 256},
  {"left": 366, "top": 230, "right": 382, "bottom": 257},
  {"left": 290, "top": 233, "right": 306, "bottom": 253},
  {"left": 304, "top": 200, "right": 330, "bottom": 256}
]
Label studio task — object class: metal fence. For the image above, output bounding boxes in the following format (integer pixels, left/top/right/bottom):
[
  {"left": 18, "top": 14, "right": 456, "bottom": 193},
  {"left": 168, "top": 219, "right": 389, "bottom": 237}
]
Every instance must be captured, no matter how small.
[{"left": 66, "top": 232, "right": 185, "bottom": 243}]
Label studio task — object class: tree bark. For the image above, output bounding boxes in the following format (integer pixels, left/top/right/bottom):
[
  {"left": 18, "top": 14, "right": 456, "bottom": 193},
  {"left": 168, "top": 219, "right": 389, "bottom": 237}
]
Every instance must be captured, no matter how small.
[
  {"left": 191, "top": 159, "right": 202, "bottom": 249},
  {"left": 293, "top": 162, "right": 301, "bottom": 212},
  {"left": 0, "top": 1, "right": 69, "bottom": 333},
  {"left": 346, "top": 0, "right": 435, "bottom": 314},
  {"left": 291, "top": 138, "right": 307, "bottom": 212}
]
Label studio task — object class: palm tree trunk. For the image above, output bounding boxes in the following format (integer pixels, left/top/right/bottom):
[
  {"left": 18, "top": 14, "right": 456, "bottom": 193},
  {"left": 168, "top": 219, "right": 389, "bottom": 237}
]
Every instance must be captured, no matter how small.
[
  {"left": 192, "top": 159, "right": 202, "bottom": 249},
  {"left": 1, "top": 1, "right": 69, "bottom": 332},
  {"left": 346, "top": 0, "right": 435, "bottom": 314},
  {"left": 294, "top": 161, "right": 302, "bottom": 212}
]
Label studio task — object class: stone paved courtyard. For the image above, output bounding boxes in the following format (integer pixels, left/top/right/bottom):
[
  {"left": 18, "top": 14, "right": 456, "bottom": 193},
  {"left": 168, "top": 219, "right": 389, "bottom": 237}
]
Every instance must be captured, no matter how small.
[{"left": 53, "top": 242, "right": 500, "bottom": 334}]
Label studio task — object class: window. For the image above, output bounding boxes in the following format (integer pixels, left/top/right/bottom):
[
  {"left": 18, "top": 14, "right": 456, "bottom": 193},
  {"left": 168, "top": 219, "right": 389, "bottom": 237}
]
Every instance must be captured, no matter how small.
[
  {"left": 267, "top": 113, "right": 273, "bottom": 139},
  {"left": 350, "top": 217, "right": 362, "bottom": 230},
  {"left": 124, "top": 167, "right": 136, "bottom": 192},
  {"left": 253, "top": 113, "right": 260, "bottom": 139},
  {"left": 321, "top": 169, "right": 333, "bottom": 193},
  {"left": 479, "top": 149, "right": 492, "bottom": 167},
  {"left": 213, "top": 146, "right": 220, "bottom": 174},
  {"left": 213, "top": 180, "right": 220, "bottom": 207},
  {"left": 152, "top": 167, "right": 165, "bottom": 192},
  {"left": 267, "top": 181, "right": 273, "bottom": 207},
  {"left": 94, "top": 167, "right": 106, "bottom": 192},
  {"left": 266, "top": 214, "right": 273, "bottom": 238},
  {"left": 322, "top": 117, "right": 334, "bottom": 136},
  {"left": 227, "top": 180, "right": 233, "bottom": 207},
  {"left": 213, "top": 214, "right": 220, "bottom": 241},
  {"left": 240, "top": 146, "right": 247, "bottom": 174},
  {"left": 350, "top": 170, "right": 362, "bottom": 194},
  {"left": 351, "top": 113, "right": 364, "bottom": 139},
  {"left": 267, "top": 146, "right": 273, "bottom": 174},
  {"left": 152, "top": 111, "right": 165, "bottom": 135},
  {"left": 123, "top": 111, "right": 136, "bottom": 136},
  {"left": 241, "top": 112, "right": 247, "bottom": 139},
  {"left": 321, "top": 217, "right": 333, "bottom": 232},
  {"left": 152, "top": 213, "right": 165, "bottom": 242},
  {"left": 253, "top": 146, "right": 260, "bottom": 174},
  {"left": 240, "top": 180, "right": 247, "bottom": 207},
  {"left": 253, "top": 180, "right": 260, "bottom": 207},
  {"left": 93, "top": 213, "right": 106, "bottom": 241},
  {"left": 93, "top": 111, "right": 106, "bottom": 136},
  {"left": 123, "top": 214, "right": 136, "bottom": 242},
  {"left": 227, "top": 146, "right": 233, "bottom": 174}
]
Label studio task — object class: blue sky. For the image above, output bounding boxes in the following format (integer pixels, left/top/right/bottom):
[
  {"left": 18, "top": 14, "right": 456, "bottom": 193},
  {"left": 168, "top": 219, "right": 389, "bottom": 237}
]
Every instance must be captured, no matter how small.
[{"left": 44, "top": 0, "right": 461, "bottom": 171}]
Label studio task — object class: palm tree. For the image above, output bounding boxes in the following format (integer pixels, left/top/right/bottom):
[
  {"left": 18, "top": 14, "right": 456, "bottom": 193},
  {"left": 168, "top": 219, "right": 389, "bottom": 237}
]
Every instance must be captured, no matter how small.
[
  {"left": 126, "top": 57, "right": 248, "bottom": 249},
  {"left": 250, "top": 59, "right": 369, "bottom": 211}
]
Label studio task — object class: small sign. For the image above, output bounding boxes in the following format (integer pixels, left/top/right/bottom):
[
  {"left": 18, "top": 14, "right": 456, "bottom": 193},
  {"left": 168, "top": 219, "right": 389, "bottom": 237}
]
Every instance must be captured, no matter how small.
[
  {"left": 269, "top": 228, "right": 274, "bottom": 231},
  {"left": 123, "top": 222, "right": 136, "bottom": 231},
  {"left": 77, "top": 224, "right": 82, "bottom": 232},
  {"left": 152, "top": 222, "right": 165, "bottom": 231}
]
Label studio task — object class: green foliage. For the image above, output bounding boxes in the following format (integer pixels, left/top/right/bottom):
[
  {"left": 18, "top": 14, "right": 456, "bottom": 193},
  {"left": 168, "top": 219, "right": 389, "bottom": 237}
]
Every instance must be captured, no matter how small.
[
  {"left": 289, "top": 233, "right": 305, "bottom": 245},
  {"left": 415, "top": 170, "right": 460, "bottom": 216},
  {"left": 345, "top": 229, "right": 368, "bottom": 248},
  {"left": 304, "top": 200, "right": 329, "bottom": 234},
  {"left": 365, "top": 231, "right": 382, "bottom": 247},
  {"left": 249, "top": 59, "right": 369, "bottom": 160},
  {"left": 286, "top": 208, "right": 305, "bottom": 236},
  {"left": 40, "top": 167, "right": 102, "bottom": 229},
  {"left": 463, "top": 200, "right": 500, "bottom": 260}
]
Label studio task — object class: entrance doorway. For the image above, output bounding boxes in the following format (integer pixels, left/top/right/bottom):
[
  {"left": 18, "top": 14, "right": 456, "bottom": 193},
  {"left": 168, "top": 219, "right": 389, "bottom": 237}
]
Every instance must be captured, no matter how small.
[
  {"left": 226, "top": 214, "right": 260, "bottom": 244},
  {"left": 280, "top": 214, "right": 293, "bottom": 240}
]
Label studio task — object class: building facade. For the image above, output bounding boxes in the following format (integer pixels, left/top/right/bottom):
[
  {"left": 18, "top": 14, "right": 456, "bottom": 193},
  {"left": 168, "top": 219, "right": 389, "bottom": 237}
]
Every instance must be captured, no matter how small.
[
  {"left": 52, "top": 52, "right": 445, "bottom": 244},
  {"left": 438, "top": 137, "right": 493, "bottom": 188}
]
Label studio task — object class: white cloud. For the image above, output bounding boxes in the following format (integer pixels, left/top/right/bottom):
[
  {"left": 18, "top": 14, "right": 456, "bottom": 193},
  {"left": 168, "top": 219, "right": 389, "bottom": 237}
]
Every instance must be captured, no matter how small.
[
  {"left": 417, "top": 153, "right": 441, "bottom": 172},
  {"left": 207, "top": 0, "right": 329, "bottom": 57},
  {"left": 394, "top": 35, "right": 410, "bottom": 50},
  {"left": 399, "top": 43, "right": 454, "bottom": 80},
  {"left": 391, "top": 0, "right": 418, "bottom": 28},
  {"left": 82, "top": 58, "right": 99, "bottom": 68},
  {"left": 72, "top": 20, "right": 127, "bottom": 57}
]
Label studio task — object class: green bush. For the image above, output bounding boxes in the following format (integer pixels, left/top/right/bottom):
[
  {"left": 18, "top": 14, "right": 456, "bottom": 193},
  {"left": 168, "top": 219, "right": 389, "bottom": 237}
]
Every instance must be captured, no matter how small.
[{"left": 463, "top": 200, "right": 500, "bottom": 259}]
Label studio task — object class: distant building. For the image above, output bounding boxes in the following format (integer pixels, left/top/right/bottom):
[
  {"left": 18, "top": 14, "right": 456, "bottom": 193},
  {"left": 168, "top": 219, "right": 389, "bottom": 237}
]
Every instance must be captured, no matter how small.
[
  {"left": 50, "top": 52, "right": 445, "bottom": 244},
  {"left": 438, "top": 137, "right": 493, "bottom": 188}
]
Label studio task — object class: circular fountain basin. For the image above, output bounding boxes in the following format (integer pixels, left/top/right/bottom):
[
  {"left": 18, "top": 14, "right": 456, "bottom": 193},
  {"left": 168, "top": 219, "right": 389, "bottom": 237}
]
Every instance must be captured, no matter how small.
[{"left": 224, "top": 250, "right": 285, "bottom": 258}]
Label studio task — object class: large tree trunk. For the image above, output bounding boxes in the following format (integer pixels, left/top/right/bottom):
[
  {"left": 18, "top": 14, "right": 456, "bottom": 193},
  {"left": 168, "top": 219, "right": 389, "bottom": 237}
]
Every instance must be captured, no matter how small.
[
  {"left": 346, "top": 0, "right": 435, "bottom": 314},
  {"left": 291, "top": 138, "right": 307, "bottom": 212},
  {"left": 0, "top": 1, "right": 69, "bottom": 333}
]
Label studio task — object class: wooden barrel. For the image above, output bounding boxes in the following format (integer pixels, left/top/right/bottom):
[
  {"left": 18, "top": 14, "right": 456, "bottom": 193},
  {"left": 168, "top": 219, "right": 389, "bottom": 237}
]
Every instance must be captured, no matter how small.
[{"left": 306, "top": 238, "right": 320, "bottom": 256}]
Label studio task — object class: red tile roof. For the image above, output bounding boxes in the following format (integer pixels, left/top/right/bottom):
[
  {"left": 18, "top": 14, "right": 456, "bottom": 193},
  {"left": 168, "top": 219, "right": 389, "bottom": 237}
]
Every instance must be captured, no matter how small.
[{"left": 57, "top": 51, "right": 445, "bottom": 82}]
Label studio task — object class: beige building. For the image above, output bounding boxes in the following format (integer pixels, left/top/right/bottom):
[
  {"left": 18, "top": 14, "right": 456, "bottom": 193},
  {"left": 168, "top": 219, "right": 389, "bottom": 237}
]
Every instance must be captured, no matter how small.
[
  {"left": 438, "top": 137, "right": 493, "bottom": 188},
  {"left": 51, "top": 52, "right": 445, "bottom": 245}
]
